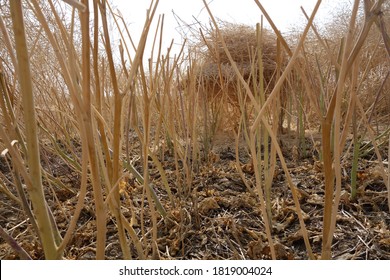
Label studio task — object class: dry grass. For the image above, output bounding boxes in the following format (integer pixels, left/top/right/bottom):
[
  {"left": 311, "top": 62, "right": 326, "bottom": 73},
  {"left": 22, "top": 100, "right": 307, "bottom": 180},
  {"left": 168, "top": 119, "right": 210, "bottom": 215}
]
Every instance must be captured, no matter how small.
[
  {"left": 0, "top": 0, "right": 389, "bottom": 260},
  {"left": 191, "top": 21, "right": 284, "bottom": 105}
]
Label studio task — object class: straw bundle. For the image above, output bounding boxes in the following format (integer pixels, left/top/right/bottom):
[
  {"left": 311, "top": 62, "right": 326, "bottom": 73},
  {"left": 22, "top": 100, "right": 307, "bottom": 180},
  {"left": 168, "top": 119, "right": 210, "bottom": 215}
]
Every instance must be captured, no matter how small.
[{"left": 194, "top": 21, "right": 280, "bottom": 102}]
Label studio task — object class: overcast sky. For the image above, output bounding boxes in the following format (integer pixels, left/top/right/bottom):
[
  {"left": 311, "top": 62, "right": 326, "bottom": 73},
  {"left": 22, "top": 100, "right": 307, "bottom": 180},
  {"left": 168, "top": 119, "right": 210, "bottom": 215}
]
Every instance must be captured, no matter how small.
[{"left": 111, "top": 0, "right": 351, "bottom": 59}]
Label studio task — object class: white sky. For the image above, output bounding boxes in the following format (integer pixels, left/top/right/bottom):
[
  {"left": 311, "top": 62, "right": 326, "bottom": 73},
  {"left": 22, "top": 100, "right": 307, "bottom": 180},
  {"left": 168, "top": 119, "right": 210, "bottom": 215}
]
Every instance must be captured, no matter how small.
[{"left": 111, "top": 0, "right": 351, "bottom": 59}]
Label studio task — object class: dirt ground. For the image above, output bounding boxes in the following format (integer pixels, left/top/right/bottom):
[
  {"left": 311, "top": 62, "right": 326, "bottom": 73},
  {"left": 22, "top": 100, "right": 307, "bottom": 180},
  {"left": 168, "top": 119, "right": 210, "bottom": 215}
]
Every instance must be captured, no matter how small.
[{"left": 0, "top": 129, "right": 389, "bottom": 260}]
